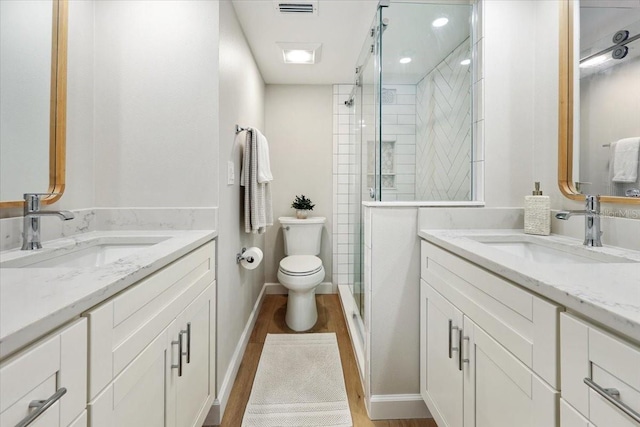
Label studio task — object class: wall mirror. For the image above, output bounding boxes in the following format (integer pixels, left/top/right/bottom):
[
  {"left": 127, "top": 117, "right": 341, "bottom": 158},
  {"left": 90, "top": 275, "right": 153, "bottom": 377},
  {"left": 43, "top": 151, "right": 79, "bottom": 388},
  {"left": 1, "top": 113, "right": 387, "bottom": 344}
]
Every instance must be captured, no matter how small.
[
  {"left": 559, "top": 0, "right": 640, "bottom": 205},
  {"left": 0, "top": 0, "right": 67, "bottom": 208}
]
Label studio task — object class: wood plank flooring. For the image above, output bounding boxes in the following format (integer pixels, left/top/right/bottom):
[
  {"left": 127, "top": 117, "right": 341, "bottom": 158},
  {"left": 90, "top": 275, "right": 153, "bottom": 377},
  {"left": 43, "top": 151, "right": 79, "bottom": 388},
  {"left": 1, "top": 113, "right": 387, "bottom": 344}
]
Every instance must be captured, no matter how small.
[{"left": 218, "top": 294, "right": 437, "bottom": 427}]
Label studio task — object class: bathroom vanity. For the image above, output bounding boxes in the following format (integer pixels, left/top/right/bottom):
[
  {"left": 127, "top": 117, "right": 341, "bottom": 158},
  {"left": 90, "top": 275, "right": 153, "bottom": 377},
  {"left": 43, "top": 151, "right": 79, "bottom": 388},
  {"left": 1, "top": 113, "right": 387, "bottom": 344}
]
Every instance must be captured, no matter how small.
[
  {"left": 0, "top": 230, "right": 216, "bottom": 427},
  {"left": 418, "top": 229, "right": 640, "bottom": 427}
]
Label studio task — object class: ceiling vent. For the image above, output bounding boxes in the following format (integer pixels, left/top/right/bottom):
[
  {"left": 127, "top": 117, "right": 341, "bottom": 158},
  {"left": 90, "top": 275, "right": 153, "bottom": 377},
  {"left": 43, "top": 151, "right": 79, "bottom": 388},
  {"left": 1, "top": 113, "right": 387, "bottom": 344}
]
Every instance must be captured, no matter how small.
[{"left": 275, "top": 1, "right": 318, "bottom": 15}]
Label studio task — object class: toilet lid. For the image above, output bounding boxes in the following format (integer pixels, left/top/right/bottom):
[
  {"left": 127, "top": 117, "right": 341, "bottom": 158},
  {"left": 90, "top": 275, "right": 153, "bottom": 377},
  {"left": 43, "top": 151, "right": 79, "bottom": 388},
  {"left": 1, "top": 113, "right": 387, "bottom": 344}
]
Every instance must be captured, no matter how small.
[{"left": 279, "top": 255, "right": 323, "bottom": 276}]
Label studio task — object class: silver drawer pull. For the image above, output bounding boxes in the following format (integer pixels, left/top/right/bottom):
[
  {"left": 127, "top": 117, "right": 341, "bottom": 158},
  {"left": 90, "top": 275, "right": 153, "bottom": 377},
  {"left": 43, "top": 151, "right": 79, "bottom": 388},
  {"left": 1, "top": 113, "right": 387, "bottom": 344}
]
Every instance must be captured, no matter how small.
[
  {"left": 171, "top": 332, "right": 184, "bottom": 377},
  {"left": 185, "top": 323, "right": 191, "bottom": 364},
  {"left": 15, "top": 387, "right": 67, "bottom": 427},
  {"left": 448, "top": 320, "right": 459, "bottom": 359},
  {"left": 584, "top": 378, "right": 640, "bottom": 423}
]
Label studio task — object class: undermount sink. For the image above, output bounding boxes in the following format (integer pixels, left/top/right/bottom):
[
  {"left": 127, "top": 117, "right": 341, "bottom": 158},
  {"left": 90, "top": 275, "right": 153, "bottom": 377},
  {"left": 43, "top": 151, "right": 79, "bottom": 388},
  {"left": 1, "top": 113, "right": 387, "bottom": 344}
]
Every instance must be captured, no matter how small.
[
  {"left": 0, "top": 236, "right": 169, "bottom": 268},
  {"left": 470, "top": 235, "right": 637, "bottom": 264}
]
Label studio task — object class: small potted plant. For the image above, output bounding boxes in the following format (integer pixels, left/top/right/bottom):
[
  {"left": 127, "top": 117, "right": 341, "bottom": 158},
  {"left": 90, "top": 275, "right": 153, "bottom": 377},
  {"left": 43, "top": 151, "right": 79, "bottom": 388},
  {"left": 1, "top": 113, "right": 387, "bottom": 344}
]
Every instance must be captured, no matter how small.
[{"left": 291, "top": 195, "right": 315, "bottom": 219}]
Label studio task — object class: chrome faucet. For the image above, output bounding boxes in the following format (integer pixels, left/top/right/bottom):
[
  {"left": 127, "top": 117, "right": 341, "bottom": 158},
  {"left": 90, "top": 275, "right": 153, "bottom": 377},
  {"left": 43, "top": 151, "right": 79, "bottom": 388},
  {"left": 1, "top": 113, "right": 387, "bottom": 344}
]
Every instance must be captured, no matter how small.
[
  {"left": 22, "top": 193, "right": 75, "bottom": 250},
  {"left": 555, "top": 194, "right": 602, "bottom": 247}
]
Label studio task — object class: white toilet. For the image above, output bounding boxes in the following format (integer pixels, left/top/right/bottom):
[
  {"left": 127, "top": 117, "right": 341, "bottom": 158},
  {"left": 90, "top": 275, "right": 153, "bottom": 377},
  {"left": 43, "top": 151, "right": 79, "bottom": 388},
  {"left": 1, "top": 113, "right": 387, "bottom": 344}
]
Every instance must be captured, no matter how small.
[{"left": 277, "top": 216, "right": 326, "bottom": 331}]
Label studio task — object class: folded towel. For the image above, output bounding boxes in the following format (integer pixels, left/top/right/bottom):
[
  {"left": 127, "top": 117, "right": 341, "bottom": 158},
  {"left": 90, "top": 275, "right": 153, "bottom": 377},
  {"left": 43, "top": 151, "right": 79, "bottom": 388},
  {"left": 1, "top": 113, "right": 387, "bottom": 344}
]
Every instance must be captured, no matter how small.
[
  {"left": 255, "top": 129, "right": 273, "bottom": 183},
  {"left": 612, "top": 137, "right": 640, "bottom": 183}
]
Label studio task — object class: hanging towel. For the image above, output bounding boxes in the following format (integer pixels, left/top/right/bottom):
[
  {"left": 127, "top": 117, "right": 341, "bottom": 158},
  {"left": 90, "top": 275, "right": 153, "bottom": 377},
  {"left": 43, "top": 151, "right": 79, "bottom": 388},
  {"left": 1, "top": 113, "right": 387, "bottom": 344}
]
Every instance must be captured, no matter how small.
[
  {"left": 255, "top": 129, "right": 273, "bottom": 183},
  {"left": 241, "top": 128, "right": 273, "bottom": 234},
  {"left": 611, "top": 137, "right": 640, "bottom": 183}
]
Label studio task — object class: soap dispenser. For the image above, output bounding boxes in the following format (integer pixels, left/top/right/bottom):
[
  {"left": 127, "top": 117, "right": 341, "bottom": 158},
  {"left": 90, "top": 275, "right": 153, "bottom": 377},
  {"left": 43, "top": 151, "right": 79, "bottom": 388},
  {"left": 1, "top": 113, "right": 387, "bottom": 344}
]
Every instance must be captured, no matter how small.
[{"left": 524, "top": 182, "right": 550, "bottom": 235}]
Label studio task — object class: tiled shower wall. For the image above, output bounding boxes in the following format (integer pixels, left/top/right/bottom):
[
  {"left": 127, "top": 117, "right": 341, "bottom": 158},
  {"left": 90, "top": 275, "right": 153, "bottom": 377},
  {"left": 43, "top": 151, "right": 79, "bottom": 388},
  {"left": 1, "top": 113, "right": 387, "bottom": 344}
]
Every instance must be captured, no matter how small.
[
  {"left": 333, "top": 84, "right": 356, "bottom": 286},
  {"left": 416, "top": 39, "right": 472, "bottom": 201},
  {"left": 332, "top": 83, "right": 419, "bottom": 286},
  {"left": 380, "top": 85, "right": 417, "bottom": 202}
]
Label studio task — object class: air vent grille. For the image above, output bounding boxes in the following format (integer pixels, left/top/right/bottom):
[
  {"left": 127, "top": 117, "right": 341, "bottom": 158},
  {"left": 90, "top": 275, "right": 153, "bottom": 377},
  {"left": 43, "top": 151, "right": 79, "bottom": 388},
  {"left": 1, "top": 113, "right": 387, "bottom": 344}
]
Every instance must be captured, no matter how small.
[{"left": 278, "top": 2, "right": 316, "bottom": 14}]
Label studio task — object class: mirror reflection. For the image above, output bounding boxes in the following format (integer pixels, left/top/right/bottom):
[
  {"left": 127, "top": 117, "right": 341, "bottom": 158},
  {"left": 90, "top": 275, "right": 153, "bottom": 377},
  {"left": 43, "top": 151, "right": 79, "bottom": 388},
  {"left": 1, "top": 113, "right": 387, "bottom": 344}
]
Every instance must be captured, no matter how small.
[
  {"left": 0, "top": 0, "right": 65, "bottom": 207},
  {"left": 574, "top": 0, "right": 640, "bottom": 198}
]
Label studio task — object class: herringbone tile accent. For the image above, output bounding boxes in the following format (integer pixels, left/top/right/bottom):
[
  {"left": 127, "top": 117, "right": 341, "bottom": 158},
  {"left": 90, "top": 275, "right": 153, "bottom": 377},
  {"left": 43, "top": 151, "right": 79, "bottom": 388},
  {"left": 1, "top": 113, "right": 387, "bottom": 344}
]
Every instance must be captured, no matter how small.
[{"left": 416, "top": 40, "right": 472, "bottom": 201}]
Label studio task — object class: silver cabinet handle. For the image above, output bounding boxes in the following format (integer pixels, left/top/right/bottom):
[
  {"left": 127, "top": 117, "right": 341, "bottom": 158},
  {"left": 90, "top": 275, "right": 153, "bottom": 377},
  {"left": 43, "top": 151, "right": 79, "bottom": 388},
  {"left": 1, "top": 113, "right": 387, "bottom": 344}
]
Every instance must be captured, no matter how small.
[
  {"left": 448, "top": 320, "right": 459, "bottom": 359},
  {"left": 15, "top": 387, "right": 67, "bottom": 427},
  {"left": 185, "top": 323, "right": 191, "bottom": 364},
  {"left": 462, "top": 336, "right": 470, "bottom": 368},
  {"left": 458, "top": 331, "right": 463, "bottom": 371},
  {"left": 584, "top": 378, "right": 640, "bottom": 423},
  {"left": 171, "top": 332, "right": 184, "bottom": 377}
]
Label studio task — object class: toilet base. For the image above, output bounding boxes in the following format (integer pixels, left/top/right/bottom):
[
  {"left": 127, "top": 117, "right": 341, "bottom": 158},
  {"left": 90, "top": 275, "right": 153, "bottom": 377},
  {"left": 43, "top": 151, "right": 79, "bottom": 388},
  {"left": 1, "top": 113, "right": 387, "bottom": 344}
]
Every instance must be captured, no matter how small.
[{"left": 285, "top": 290, "right": 318, "bottom": 331}]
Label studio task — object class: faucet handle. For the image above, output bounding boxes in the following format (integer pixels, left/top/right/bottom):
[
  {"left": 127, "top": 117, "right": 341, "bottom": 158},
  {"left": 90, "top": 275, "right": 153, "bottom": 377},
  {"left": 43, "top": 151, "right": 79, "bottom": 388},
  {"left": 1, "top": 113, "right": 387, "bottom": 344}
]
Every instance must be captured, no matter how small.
[
  {"left": 23, "top": 193, "right": 60, "bottom": 212},
  {"left": 584, "top": 194, "right": 600, "bottom": 213}
]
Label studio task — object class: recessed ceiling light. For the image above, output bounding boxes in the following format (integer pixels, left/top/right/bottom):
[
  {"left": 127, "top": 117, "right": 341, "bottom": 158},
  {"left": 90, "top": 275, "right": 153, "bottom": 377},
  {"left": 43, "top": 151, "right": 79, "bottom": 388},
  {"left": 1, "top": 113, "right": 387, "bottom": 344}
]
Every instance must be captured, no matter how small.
[
  {"left": 432, "top": 17, "right": 449, "bottom": 28},
  {"left": 399, "top": 57, "right": 412, "bottom": 64},
  {"left": 277, "top": 42, "right": 322, "bottom": 65},
  {"left": 460, "top": 59, "right": 471, "bottom": 65},
  {"left": 284, "top": 49, "right": 314, "bottom": 64}
]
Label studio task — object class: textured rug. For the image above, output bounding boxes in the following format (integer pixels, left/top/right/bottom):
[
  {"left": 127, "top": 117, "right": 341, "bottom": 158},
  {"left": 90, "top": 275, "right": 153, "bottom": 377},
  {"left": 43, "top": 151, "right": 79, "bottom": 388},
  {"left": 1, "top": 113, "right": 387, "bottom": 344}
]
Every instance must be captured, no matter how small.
[{"left": 242, "top": 333, "right": 352, "bottom": 427}]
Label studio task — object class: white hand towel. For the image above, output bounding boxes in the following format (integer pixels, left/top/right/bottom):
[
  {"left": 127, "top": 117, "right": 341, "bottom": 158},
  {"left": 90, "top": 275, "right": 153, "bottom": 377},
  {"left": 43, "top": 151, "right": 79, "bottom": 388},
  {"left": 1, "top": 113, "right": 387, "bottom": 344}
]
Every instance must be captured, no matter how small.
[
  {"left": 255, "top": 129, "right": 273, "bottom": 183},
  {"left": 612, "top": 137, "right": 640, "bottom": 183}
]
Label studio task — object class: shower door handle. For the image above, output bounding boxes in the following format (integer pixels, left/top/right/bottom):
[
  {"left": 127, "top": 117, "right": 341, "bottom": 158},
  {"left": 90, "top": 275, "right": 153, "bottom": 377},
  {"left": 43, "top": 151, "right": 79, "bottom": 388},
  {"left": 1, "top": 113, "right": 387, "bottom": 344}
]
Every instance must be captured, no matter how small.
[{"left": 369, "top": 188, "right": 375, "bottom": 199}]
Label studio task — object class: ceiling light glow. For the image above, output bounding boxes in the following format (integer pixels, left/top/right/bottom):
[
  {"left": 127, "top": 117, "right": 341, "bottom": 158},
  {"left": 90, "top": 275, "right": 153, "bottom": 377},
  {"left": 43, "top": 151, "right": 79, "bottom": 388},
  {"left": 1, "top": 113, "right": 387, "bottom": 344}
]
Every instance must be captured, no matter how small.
[
  {"left": 399, "top": 57, "right": 412, "bottom": 64},
  {"left": 460, "top": 59, "right": 471, "bottom": 65},
  {"left": 579, "top": 55, "right": 610, "bottom": 68},
  {"left": 432, "top": 17, "right": 449, "bottom": 28},
  {"left": 283, "top": 49, "right": 315, "bottom": 64}
]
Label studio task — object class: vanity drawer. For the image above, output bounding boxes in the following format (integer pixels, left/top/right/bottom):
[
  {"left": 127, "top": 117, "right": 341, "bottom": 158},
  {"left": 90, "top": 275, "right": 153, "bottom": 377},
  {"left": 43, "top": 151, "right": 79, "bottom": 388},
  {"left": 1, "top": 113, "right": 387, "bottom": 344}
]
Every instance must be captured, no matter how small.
[
  {"left": 85, "top": 241, "right": 215, "bottom": 399},
  {"left": 561, "top": 312, "right": 640, "bottom": 426},
  {"left": 0, "top": 318, "right": 87, "bottom": 427},
  {"left": 421, "top": 240, "right": 561, "bottom": 388}
]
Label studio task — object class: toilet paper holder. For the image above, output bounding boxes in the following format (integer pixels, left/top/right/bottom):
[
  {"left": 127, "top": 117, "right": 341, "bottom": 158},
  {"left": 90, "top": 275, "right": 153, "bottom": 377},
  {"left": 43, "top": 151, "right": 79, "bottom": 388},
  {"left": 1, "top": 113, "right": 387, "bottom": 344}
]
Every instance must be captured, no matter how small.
[{"left": 236, "top": 248, "right": 254, "bottom": 264}]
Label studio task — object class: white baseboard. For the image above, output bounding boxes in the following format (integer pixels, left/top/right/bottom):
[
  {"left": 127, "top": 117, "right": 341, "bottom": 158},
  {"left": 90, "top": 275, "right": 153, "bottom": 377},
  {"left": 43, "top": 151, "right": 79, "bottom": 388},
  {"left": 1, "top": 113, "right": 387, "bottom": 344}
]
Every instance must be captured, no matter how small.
[
  {"left": 206, "top": 285, "right": 267, "bottom": 425},
  {"left": 369, "top": 394, "right": 432, "bottom": 420},
  {"left": 264, "top": 282, "right": 335, "bottom": 295}
]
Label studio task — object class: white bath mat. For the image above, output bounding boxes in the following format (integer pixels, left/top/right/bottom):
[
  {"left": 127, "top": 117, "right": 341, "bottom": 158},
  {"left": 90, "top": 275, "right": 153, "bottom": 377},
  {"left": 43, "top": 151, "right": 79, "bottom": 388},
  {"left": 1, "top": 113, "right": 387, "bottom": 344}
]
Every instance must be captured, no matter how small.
[{"left": 242, "top": 333, "right": 352, "bottom": 427}]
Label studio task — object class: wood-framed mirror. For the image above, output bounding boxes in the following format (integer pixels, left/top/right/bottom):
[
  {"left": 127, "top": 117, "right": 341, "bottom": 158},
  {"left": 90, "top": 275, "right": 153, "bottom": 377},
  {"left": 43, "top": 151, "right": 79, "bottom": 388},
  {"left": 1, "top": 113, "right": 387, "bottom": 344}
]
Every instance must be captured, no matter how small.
[
  {"left": 0, "top": 0, "right": 68, "bottom": 208},
  {"left": 559, "top": 0, "right": 640, "bottom": 205}
]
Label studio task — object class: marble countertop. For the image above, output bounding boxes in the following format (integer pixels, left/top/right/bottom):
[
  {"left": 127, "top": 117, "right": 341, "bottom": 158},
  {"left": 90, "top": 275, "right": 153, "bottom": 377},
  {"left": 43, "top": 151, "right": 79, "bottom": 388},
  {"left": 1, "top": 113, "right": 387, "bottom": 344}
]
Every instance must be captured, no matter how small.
[
  {"left": 0, "top": 229, "right": 216, "bottom": 359},
  {"left": 419, "top": 229, "right": 640, "bottom": 344}
]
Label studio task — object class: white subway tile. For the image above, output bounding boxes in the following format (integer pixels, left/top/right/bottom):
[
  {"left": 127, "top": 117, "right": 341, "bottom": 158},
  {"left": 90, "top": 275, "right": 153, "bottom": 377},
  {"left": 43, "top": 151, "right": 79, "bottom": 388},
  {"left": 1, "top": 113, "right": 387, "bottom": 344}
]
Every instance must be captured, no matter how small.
[
  {"left": 396, "top": 94, "right": 416, "bottom": 105},
  {"left": 397, "top": 114, "right": 416, "bottom": 125},
  {"left": 382, "top": 114, "right": 398, "bottom": 125}
]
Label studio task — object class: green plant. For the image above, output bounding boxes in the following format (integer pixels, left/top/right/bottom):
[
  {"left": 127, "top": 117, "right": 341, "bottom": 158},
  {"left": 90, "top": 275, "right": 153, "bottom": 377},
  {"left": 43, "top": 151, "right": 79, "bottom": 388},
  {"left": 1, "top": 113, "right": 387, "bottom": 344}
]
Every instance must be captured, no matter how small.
[{"left": 291, "top": 195, "right": 315, "bottom": 211}]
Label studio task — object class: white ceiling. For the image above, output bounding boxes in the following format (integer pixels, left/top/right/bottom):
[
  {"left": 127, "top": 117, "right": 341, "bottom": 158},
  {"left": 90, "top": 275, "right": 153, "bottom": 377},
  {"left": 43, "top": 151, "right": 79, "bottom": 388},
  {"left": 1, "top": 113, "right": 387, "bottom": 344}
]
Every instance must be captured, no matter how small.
[{"left": 231, "top": 0, "right": 379, "bottom": 85}]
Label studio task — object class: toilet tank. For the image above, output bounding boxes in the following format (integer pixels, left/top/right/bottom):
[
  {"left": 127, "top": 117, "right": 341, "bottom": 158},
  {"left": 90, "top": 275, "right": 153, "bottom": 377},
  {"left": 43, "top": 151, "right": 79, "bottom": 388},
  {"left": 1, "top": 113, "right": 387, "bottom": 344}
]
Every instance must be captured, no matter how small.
[{"left": 279, "top": 217, "right": 325, "bottom": 256}]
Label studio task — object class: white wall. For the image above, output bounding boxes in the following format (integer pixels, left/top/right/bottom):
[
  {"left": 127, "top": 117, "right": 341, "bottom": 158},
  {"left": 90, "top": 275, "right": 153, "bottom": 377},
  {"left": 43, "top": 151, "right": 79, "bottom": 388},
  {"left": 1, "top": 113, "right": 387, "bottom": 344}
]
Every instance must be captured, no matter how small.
[
  {"left": 61, "top": 0, "right": 96, "bottom": 211},
  {"left": 93, "top": 0, "right": 219, "bottom": 208},
  {"left": 215, "top": 0, "right": 266, "bottom": 418},
  {"left": 483, "top": 0, "right": 536, "bottom": 208},
  {"left": 264, "top": 85, "right": 334, "bottom": 284}
]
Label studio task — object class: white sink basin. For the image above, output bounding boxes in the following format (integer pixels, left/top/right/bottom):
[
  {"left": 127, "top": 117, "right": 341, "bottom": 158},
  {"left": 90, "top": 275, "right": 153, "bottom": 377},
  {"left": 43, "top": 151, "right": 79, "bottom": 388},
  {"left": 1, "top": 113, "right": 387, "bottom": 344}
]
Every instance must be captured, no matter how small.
[
  {"left": 0, "top": 236, "right": 169, "bottom": 268},
  {"left": 470, "top": 235, "right": 637, "bottom": 264}
]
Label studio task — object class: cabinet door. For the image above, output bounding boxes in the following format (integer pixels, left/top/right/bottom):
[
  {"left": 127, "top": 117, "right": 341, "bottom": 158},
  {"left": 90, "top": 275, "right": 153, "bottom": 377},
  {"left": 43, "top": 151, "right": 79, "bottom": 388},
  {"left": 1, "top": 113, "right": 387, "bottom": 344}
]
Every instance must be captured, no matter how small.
[
  {"left": 88, "top": 326, "right": 171, "bottom": 427},
  {"left": 463, "top": 317, "right": 558, "bottom": 427},
  {"left": 561, "top": 313, "right": 640, "bottom": 427},
  {"left": 0, "top": 318, "right": 86, "bottom": 427},
  {"left": 168, "top": 284, "right": 214, "bottom": 427},
  {"left": 423, "top": 282, "right": 464, "bottom": 427}
]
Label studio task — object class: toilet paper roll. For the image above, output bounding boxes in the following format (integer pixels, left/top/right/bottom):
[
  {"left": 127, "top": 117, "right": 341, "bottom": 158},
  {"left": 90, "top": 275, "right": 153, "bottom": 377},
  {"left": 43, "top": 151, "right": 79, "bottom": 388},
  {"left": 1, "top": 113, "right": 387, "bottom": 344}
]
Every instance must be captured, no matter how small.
[{"left": 240, "top": 247, "right": 263, "bottom": 270}]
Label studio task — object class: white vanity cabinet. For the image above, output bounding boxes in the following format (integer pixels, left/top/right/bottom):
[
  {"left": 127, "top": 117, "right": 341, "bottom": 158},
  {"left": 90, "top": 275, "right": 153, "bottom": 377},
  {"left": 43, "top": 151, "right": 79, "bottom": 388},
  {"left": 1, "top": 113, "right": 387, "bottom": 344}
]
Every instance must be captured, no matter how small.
[
  {"left": 85, "top": 241, "right": 216, "bottom": 427},
  {"left": 420, "top": 240, "right": 560, "bottom": 427},
  {"left": 560, "top": 313, "right": 640, "bottom": 427},
  {"left": 0, "top": 318, "right": 87, "bottom": 427}
]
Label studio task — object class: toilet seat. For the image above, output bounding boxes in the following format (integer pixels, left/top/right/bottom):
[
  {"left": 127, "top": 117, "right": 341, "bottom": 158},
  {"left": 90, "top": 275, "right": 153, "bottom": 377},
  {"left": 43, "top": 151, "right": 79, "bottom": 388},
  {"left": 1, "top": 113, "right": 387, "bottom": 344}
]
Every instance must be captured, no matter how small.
[{"left": 278, "top": 255, "right": 323, "bottom": 276}]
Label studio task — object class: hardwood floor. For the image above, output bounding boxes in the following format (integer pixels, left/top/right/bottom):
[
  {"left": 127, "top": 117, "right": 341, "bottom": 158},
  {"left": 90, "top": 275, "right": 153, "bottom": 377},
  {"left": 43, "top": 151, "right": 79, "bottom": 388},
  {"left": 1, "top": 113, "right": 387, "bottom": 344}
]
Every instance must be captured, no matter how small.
[{"left": 218, "top": 294, "right": 437, "bottom": 427}]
